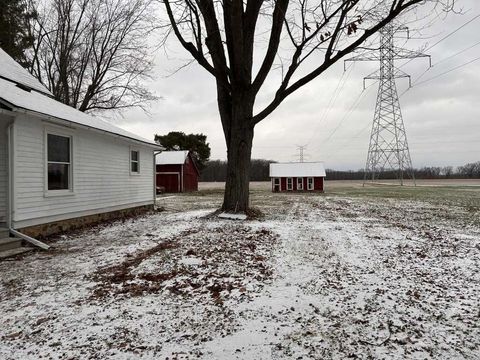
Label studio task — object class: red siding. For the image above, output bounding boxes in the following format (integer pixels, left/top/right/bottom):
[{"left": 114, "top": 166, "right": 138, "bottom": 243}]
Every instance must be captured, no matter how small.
[
  {"left": 182, "top": 155, "right": 199, "bottom": 192},
  {"left": 314, "top": 177, "right": 324, "bottom": 191},
  {"left": 156, "top": 153, "right": 199, "bottom": 193},
  {"left": 156, "top": 164, "right": 182, "bottom": 193}
]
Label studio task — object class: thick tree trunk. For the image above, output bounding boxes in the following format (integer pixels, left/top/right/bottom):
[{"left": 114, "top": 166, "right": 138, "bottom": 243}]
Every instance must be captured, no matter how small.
[{"left": 221, "top": 99, "right": 254, "bottom": 213}]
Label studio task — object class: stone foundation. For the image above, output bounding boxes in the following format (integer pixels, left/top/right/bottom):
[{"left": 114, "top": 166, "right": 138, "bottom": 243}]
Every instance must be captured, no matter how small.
[{"left": 18, "top": 205, "right": 154, "bottom": 239}]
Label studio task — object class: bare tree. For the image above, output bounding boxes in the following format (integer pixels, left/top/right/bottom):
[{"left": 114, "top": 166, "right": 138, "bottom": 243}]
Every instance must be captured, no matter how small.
[
  {"left": 162, "top": 0, "right": 455, "bottom": 213},
  {"left": 28, "top": 0, "right": 158, "bottom": 112}
]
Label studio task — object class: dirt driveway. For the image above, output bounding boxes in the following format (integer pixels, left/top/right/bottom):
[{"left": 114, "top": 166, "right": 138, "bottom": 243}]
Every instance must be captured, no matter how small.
[{"left": 1, "top": 186, "right": 479, "bottom": 359}]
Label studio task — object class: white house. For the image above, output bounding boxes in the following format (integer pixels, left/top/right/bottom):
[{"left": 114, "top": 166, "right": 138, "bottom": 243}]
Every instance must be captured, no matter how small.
[{"left": 0, "top": 48, "right": 161, "bottom": 243}]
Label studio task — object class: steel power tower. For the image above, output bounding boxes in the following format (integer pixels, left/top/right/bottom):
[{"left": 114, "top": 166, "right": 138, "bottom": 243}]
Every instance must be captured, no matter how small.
[{"left": 346, "top": 23, "right": 430, "bottom": 186}]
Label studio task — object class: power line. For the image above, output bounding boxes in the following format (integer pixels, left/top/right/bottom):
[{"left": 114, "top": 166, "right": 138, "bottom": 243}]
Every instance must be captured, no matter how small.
[
  {"left": 425, "top": 14, "right": 480, "bottom": 52},
  {"left": 399, "top": 13, "right": 480, "bottom": 69},
  {"left": 305, "top": 63, "right": 354, "bottom": 146},
  {"left": 400, "top": 54, "right": 480, "bottom": 97},
  {"left": 414, "top": 55, "right": 480, "bottom": 87}
]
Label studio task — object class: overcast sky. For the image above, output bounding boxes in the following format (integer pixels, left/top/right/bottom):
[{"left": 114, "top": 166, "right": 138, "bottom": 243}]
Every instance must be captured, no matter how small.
[{"left": 116, "top": 0, "right": 479, "bottom": 170}]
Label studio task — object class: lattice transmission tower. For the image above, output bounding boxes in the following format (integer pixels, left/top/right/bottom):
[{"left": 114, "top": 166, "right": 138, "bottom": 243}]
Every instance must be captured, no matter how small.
[{"left": 346, "top": 23, "right": 430, "bottom": 186}]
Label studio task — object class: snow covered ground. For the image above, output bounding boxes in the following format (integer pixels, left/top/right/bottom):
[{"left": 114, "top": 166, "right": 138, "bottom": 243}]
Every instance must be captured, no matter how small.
[{"left": 1, "top": 184, "right": 479, "bottom": 359}]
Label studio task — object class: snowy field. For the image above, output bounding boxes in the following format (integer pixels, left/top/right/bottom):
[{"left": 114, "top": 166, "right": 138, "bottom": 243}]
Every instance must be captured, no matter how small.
[{"left": 1, "top": 181, "right": 479, "bottom": 359}]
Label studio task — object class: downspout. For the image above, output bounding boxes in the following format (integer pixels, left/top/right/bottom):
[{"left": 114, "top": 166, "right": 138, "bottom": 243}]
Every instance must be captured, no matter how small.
[
  {"left": 153, "top": 151, "right": 160, "bottom": 204},
  {"left": 7, "top": 117, "right": 49, "bottom": 250},
  {"left": 7, "top": 121, "right": 13, "bottom": 230}
]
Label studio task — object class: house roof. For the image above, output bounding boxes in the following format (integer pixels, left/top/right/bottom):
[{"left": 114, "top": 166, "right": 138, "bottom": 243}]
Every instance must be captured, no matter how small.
[
  {"left": 0, "top": 48, "right": 159, "bottom": 148},
  {"left": 269, "top": 162, "right": 326, "bottom": 177},
  {"left": 156, "top": 150, "right": 189, "bottom": 165},
  {"left": 0, "top": 48, "right": 51, "bottom": 95}
]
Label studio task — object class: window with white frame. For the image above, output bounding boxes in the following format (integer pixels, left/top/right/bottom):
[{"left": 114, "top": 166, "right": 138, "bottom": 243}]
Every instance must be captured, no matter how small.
[
  {"left": 307, "top": 177, "right": 314, "bottom": 190},
  {"left": 273, "top": 178, "right": 280, "bottom": 186},
  {"left": 287, "top": 177, "right": 293, "bottom": 191},
  {"left": 47, "top": 133, "right": 72, "bottom": 191},
  {"left": 297, "top": 177, "right": 303, "bottom": 190},
  {"left": 130, "top": 150, "right": 140, "bottom": 173}
]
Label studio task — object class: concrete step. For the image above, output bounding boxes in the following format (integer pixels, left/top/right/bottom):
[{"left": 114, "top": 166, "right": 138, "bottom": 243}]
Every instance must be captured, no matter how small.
[
  {"left": 0, "top": 247, "right": 33, "bottom": 260},
  {"left": 0, "top": 228, "right": 9, "bottom": 239},
  {"left": 0, "top": 237, "right": 23, "bottom": 252}
]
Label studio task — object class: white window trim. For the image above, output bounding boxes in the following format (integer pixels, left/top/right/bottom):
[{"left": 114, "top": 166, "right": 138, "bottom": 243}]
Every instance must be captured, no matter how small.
[
  {"left": 272, "top": 178, "right": 280, "bottom": 191},
  {"left": 44, "top": 127, "right": 74, "bottom": 197},
  {"left": 307, "top": 177, "right": 314, "bottom": 191},
  {"left": 130, "top": 148, "right": 140, "bottom": 175},
  {"left": 286, "top": 177, "right": 293, "bottom": 191},
  {"left": 297, "top": 177, "right": 303, "bottom": 190}
]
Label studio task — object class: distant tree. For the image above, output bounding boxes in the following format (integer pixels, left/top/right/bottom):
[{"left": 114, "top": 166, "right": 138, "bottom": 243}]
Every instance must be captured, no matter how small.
[
  {"left": 0, "top": 0, "right": 36, "bottom": 67},
  {"left": 200, "top": 160, "right": 227, "bottom": 182},
  {"left": 155, "top": 131, "right": 211, "bottom": 170},
  {"left": 201, "top": 159, "right": 275, "bottom": 182},
  {"left": 457, "top": 162, "right": 480, "bottom": 178},
  {"left": 27, "top": 0, "right": 157, "bottom": 112}
]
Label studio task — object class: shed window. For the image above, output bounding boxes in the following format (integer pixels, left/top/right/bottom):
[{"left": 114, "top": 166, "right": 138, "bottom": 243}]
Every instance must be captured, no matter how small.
[
  {"left": 287, "top": 178, "right": 293, "bottom": 191},
  {"left": 131, "top": 150, "right": 140, "bottom": 173},
  {"left": 47, "top": 134, "right": 71, "bottom": 190},
  {"left": 307, "top": 177, "right": 314, "bottom": 190},
  {"left": 297, "top": 177, "right": 303, "bottom": 190}
]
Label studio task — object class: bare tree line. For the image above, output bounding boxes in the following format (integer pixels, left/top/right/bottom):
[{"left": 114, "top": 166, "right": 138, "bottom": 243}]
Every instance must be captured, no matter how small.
[{"left": 200, "top": 160, "right": 480, "bottom": 182}]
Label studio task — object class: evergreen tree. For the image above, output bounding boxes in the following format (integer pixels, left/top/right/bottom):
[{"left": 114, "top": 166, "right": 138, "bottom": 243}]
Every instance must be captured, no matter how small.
[
  {"left": 0, "top": 0, "right": 35, "bottom": 67},
  {"left": 155, "top": 132, "right": 211, "bottom": 171}
]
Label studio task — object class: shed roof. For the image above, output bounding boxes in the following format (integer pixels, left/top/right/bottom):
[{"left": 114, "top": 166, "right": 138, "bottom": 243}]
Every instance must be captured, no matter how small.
[
  {"left": 269, "top": 162, "right": 326, "bottom": 177},
  {"left": 156, "top": 150, "right": 189, "bottom": 165},
  {"left": 0, "top": 48, "right": 51, "bottom": 95}
]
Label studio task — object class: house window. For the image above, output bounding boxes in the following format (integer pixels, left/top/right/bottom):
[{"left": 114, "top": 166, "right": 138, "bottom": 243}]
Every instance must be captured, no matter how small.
[
  {"left": 131, "top": 150, "right": 140, "bottom": 173},
  {"left": 47, "top": 133, "right": 71, "bottom": 190},
  {"left": 307, "top": 177, "right": 314, "bottom": 190},
  {"left": 297, "top": 177, "right": 303, "bottom": 190},
  {"left": 287, "top": 177, "right": 293, "bottom": 191}
]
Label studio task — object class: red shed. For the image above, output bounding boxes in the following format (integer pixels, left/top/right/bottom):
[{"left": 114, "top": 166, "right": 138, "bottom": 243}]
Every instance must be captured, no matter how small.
[
  {"left": 156, "top": 151, "right": 199, "bottom": 193},
  {"left": 269, "top": 162, "right": 326, "bottom": 192}
]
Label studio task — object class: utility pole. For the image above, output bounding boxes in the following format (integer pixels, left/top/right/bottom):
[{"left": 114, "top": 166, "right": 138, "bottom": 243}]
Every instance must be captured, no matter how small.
[
  {"left": 346, "top": 23, "right": 430, "bottom": 186},
  {"left": 296, "top": 145, "right": 308, "bottom": 163}
]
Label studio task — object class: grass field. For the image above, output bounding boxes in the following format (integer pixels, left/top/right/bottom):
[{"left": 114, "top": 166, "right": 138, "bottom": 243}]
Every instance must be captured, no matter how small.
[
  {"left": 197, "top": 180, "right": 480, "bottom": 218},
  {"left": 1, "top": 180, "right": 479, "bottom": 359}
]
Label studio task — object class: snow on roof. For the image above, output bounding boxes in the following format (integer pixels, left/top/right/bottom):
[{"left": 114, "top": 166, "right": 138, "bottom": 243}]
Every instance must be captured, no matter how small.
[
  {"left": 269, "top": 162, "right": 326, "bottom": 177},
  {"left": 0, "top": 78, "right": 159, "bottom": 147},
  {"left": 156, "top": 150, "right": 189, "bottom": 165},
  {"left": 0, "top": 48, "right": 51, "bottom": 95}
]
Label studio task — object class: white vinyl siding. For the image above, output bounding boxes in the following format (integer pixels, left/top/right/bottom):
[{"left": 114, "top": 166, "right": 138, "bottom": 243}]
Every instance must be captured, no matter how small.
[
  {"left": 0, "top": 115, "right": 8, "bottom": 224},
  {"left": 12, "top": 115, "right": 155, "bottom": 228}
]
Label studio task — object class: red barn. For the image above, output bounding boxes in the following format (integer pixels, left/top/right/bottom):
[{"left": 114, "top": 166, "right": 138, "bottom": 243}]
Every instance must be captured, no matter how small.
[
  {"left": 269, "top": 162, "right": 326, "bottom": 192},
  {"left": 156, "top": 151, "right": 199, "bottom": 193}
]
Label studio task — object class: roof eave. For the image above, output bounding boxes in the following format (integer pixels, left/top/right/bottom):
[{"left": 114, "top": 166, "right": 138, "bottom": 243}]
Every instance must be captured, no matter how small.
[{"left": 6, "top": 102, "right": 162, "bottom": 149}]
